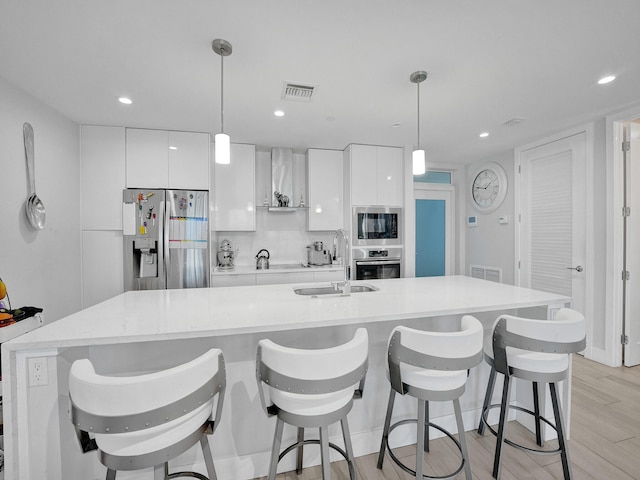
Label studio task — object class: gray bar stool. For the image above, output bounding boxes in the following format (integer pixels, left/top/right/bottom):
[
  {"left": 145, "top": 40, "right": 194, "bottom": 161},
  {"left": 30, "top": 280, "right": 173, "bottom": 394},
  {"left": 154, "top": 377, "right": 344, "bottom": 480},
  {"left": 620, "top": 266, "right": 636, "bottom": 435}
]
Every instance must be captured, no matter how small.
[
  {"left": 476, "top": 308, "right": 585, "bottom": 479},
  {"left": 377, "top": 315, "right": 483, "bottom": 480},
  {"left": 69, "top": 348, "right": 226, "bottom": 480},
  {"left": 256, "top": 328, "right": 369, "bottom": 480}
]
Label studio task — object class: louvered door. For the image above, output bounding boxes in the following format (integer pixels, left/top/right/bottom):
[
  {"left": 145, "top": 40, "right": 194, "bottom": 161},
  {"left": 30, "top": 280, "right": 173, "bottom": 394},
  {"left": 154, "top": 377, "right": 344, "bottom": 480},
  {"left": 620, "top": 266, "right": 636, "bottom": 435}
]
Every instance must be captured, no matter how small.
[{"left": 518, "top": 133, "right": 587, "bottom": 316}]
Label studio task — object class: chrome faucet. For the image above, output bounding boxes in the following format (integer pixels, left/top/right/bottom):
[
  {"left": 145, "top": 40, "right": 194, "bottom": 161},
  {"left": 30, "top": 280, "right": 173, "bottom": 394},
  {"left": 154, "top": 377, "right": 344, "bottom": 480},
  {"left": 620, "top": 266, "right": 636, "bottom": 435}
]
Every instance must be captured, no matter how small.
[{"left": 332, "top": 229, "right": 351, "bottom": 295}]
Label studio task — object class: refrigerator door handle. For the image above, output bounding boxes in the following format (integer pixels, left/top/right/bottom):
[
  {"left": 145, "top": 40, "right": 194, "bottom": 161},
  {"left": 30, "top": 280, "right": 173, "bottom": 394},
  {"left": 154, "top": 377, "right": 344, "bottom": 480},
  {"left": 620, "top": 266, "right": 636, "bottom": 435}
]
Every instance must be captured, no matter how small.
[{"left": 164, "top": 199, "right": 171, "bottom": 286}]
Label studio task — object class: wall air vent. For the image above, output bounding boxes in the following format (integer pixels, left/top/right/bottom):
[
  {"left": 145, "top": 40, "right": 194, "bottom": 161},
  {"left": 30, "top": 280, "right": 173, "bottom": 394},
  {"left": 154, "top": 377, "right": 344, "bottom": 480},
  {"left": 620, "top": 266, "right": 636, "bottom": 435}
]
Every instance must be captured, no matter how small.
[
  {"left": 503, "top": 117, "right": 528, "bottom": 127},
  {"left": 281, "top": 82, "right": 316, "bottom": 102}
]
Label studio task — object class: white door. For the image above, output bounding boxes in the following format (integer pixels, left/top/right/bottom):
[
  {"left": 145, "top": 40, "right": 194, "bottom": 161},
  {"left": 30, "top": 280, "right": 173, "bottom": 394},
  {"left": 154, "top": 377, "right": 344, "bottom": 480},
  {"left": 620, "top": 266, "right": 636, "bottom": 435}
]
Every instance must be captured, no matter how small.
[
  {"left": 624, "top": 122, "right": 640, "bottom": 366},
  {"left": 517, "top": 132, "right": 587, "bottom": 317}
]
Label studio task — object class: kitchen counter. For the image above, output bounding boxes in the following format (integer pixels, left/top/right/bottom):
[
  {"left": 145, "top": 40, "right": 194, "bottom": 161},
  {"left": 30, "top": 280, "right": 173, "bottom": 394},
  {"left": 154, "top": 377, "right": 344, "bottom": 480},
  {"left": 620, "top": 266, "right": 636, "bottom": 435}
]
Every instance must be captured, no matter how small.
[
  {"left": 2, "top": 276, "right": 571, "bottom": 480},
  {"left": 212, "top": 263, "right": 342, "bottom": 275}
]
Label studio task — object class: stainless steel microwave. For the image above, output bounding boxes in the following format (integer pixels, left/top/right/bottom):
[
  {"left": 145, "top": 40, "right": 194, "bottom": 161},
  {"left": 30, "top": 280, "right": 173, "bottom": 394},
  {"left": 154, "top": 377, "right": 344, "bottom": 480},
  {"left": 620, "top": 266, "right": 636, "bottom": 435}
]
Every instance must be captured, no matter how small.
[{"left": 352, "top": 207, "right": 402, "bottom": 246}]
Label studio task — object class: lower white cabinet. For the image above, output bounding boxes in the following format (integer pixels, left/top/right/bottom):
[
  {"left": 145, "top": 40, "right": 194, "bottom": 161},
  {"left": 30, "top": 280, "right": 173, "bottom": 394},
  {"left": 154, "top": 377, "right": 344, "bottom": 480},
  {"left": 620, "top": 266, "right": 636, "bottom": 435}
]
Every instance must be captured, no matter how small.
[
  {"left": 312, "top": 270, "right": 344, "bottom": 283},
  {"left": 82, "top": 231, "right": 124, "bottom": 308},
  {"left": 256, "top": 272, "right": 314, "bottom": 286},
  {"left": 212, "top": 274, "right": 256, "bottom": 287}
]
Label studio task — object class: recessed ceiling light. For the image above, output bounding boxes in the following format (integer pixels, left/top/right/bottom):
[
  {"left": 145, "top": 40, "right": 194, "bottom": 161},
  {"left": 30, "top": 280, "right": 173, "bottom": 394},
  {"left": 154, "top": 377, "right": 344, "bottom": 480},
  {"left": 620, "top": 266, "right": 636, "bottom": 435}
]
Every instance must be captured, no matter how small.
[
  {"left": 274, "top": 110, "right": 285, "bottom": 117},
  {"left": 391, "top": 123, "right": 401, "bottom": 128},
  {"left": 479, "top": 132, "right": 489, "bottom": 138},
  {"left": 118, "top": 97, "right": 133, "bottom": 105},
  {"left": 598, "top": 75, "right": 616, "bottom": 85},
  {"left": 169, "top": 146, "right": 178, "bottom": 150}
]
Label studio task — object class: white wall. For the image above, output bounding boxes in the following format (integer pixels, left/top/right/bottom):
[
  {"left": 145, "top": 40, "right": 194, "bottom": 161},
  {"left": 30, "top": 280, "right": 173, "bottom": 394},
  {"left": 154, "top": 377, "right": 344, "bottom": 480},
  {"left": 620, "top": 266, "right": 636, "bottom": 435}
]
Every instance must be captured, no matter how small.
[
  {"left": 464, "top": 152, "right": 516, "bottom": 285},
  {"left": 0, "top": 76, "right": 81, "bottom": 322}
]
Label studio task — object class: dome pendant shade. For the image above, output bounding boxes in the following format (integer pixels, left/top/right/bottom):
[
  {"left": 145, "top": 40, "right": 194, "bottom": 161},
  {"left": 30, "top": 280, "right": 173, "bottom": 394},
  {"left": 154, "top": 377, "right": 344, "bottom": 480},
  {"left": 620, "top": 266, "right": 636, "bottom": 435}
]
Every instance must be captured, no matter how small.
[
  {"left": 215, "top": 133, "right": 230, "bottom": 165},
  {"left": 213, "top": 39, "right": 232, "bottom": 164}
]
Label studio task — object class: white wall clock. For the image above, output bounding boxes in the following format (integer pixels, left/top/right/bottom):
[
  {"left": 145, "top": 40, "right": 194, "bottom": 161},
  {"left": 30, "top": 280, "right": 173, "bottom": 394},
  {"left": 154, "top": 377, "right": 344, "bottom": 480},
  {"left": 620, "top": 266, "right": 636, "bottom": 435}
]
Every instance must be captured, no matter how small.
[{"left": 471, "top": 162, "right": 508, "bottom": 214}]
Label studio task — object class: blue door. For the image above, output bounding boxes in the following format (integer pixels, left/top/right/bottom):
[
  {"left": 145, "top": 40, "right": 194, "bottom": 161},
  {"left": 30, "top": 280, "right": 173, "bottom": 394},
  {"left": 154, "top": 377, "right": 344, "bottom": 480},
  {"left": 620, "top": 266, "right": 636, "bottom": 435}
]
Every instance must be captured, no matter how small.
[{"left": 415, "top": 199, "right": 445, "bottom": 277}]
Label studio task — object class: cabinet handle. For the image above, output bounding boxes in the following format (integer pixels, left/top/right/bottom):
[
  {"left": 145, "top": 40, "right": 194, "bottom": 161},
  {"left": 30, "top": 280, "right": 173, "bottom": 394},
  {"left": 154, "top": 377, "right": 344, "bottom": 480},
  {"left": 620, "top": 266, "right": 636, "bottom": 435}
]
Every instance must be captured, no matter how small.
[{"left": 566, "top": 265, "right": 583, "bottom": 272}]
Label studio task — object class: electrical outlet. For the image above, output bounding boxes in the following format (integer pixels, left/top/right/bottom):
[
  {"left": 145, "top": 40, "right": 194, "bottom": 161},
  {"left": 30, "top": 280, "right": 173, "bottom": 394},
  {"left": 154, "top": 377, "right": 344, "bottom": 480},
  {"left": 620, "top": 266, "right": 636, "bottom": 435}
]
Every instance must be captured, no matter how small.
[{"left": 28, "top": 357, "right": 49, "bottom": 386}]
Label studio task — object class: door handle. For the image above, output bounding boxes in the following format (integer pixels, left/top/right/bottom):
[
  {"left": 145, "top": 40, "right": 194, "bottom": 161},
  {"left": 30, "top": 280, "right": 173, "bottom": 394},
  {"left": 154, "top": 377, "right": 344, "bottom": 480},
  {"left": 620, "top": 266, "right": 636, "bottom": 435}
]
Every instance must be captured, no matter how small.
[{"left": 566, "top": 265, "right": 583, "bottom": 272}]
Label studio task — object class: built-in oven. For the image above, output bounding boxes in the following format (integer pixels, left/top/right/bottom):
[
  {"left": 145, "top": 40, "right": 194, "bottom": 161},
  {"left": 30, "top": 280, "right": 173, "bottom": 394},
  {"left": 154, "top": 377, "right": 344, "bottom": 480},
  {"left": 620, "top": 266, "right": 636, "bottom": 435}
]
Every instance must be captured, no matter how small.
[
  {"left": 353, "top": 247, "right": 402, "bottom": 280},
  {"left": 352, "top": 207, "right": 402, "bottom": 246}
]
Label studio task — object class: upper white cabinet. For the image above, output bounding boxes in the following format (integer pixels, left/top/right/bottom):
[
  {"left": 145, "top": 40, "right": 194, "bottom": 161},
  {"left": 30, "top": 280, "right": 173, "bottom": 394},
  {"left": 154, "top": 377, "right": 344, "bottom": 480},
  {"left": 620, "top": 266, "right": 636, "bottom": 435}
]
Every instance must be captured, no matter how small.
[
  {"left": 168, "top": 131, "right": 210, "bottom": 190},
  {"left": 214, "top": 143, "right": 256, "bottom": 231},
  {"left": 126, "top": 128, "right": 209, "bottom": 190},
  {"left": 306, "top": 149, "right": 343, "bottom": 231},
  {"left": 346, "top": 144, "right": 403, "bottom": 207},
  {"left": 80, "top": 125, "right": 126, "bottom": 230}
]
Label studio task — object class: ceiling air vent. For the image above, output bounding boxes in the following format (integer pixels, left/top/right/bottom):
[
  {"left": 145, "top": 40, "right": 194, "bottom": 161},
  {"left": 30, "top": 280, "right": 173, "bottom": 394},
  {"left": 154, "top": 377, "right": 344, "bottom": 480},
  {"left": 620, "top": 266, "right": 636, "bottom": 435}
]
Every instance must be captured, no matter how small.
[
  {"left": 503, "top": 117, "right": 528, "bottom": 127},
  {"left": 281, "top": 82, "right": 316, "bottom": 102}
]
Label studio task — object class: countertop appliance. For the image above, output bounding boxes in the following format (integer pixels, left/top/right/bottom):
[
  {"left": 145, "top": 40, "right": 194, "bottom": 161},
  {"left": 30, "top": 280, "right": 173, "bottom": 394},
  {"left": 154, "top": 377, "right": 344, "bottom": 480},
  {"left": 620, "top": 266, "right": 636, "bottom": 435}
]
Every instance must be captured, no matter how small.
[
  {"left": 353, "top": 247, "right": 402, "bottom": 280},
  {"left": 256, "top": 249, "right": 270, "bottom": 270},
  {"left": 307, "top": 241, "right": 332, "bottom": 266},
  {"left": 123, "top": 189, "right": 210, "bottom": 291},
  {"left": 217, "top": 239, "right": 235, "bottom": 271},
  {"left": 352, "top": 207, "right": 402, "bottom": 246}
]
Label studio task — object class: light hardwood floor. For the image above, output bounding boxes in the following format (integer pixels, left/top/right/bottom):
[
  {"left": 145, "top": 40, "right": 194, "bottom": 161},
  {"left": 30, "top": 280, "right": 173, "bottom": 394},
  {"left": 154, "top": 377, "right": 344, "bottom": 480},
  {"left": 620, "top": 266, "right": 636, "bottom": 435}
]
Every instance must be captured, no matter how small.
[{"left": 255, "top": 355, "right": 640, "bottom": 479}]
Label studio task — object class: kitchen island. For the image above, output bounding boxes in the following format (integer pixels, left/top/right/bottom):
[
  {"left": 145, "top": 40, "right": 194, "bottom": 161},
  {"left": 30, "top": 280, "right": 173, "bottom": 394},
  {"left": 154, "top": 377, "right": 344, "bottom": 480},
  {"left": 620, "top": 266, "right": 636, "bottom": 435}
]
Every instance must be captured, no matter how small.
[{"left": 2, "top": 276, "right": 570, "bottom": 480}]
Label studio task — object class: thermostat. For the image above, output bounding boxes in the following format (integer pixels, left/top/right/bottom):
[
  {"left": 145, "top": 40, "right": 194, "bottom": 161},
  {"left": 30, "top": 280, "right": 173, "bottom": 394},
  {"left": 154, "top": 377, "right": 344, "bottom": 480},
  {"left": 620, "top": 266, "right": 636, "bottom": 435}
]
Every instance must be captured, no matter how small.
[{"left": 467, "top": 216, "right": 478, "bottom": 227}]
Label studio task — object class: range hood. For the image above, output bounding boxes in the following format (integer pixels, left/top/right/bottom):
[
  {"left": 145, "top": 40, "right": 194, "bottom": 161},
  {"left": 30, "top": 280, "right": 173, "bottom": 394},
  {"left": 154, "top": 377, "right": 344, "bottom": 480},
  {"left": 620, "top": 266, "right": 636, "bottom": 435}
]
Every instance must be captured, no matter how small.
[{"left": 271, "top": 147, "right": 293, "bottom": 207}]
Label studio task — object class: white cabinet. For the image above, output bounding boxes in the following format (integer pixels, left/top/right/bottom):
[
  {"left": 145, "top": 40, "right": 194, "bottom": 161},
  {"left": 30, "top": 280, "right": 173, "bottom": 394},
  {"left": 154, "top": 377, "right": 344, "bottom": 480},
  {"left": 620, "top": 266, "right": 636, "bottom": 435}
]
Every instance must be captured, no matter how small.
[
  {"left": 256, "top": 272, "right": 314, "bottom": 286},
  {"left": 80, "top": 126, "right": 126, "bottom": 230},
  {"left": 214, "top": 143, "right": 256, "bottom": 231},
  {"left": 168, "top": 131, "right": 210, "bottom": 190},
  {"left": 312, "top": 270, "right": 344, "bottom": 283},
  {"left": 126, "top": 128, "right": 209, "bottom": 190},
  {"left": 82, "top": 230, "right": 124, "bottom": 308},
  {"left": 306, "top": 149, "right": 343, "bottom": 231},
  {"left": 211, "top": 273, "right": 256, "bottom": 287},
  {"left": 347, "top": 144, "right": 403, "bottom": 207}
]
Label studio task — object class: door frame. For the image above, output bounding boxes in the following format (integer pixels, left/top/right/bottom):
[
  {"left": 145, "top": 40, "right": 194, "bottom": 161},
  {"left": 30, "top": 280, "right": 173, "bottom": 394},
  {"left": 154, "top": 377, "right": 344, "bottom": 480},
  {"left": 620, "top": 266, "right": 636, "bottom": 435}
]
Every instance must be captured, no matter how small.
[
  {"left": 607, "top": 103, "right": 640, "bottom": 366},
  {"left": 414, "top": 184, "right": 455, "bottom": 276},
  {"left": 514, "top": 124, "right": 595, "bottom": 359}
]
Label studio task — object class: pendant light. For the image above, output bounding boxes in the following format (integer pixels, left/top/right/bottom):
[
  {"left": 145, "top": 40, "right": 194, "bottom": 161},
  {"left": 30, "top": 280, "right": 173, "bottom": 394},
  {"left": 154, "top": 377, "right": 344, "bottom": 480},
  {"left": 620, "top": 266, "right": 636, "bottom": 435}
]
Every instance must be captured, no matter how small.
[
  {"left": 410, "top": 71, "right": 427, "bottom": 175},
  {"left": 212, "top": 39, "right": 233, "bottom": 164}
]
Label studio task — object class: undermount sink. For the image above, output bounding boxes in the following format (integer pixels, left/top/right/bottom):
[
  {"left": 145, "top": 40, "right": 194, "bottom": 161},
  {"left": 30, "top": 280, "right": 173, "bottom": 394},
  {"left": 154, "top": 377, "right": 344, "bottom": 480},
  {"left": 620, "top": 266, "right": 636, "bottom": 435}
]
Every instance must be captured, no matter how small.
[{"left": 293, "top": 284, "right": 379, "bottom": 296}]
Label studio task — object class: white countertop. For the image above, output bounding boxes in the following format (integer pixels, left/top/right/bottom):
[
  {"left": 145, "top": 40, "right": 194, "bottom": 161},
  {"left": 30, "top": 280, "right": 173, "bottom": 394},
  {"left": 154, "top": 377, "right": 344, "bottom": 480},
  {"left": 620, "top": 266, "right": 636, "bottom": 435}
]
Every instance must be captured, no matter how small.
[
  {"left": 212, "top": 263, "right": 341, "bottom": 275},
  {"left": 5, "top": 276, "right": 570, "bottom": 351}
]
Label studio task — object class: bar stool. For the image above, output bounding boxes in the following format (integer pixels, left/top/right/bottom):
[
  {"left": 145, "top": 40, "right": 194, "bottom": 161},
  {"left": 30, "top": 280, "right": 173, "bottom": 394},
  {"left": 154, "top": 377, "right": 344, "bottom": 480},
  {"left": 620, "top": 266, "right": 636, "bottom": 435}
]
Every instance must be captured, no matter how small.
[
  {"left": 477, "top": 308, "right": 585, "bottom": 479},
  {"left": 377, "top": 315, "right": 483, "bottom": 480},
  {"left": 69, "top": 348, "right": 226, "bottom": 480},
  {"left": 255, "top": 328, "right": 368, "bottom": 480}
]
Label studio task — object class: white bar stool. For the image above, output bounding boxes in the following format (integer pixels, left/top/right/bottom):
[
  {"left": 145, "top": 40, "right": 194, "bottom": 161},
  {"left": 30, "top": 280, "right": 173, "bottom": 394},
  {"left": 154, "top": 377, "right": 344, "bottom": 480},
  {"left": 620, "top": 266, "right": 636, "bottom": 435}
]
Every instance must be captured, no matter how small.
[
  {"left": 256, "top": 328, "right": 369, "bottom": 480},
  {"left": 476, "top": 308, "right": 585, "bottom": 479},
  {"left": 377, "top": 315, "right": 483, "bottom": 480},
  {"left": 69, "top": 348, "right": 226, "bottom": 480}
]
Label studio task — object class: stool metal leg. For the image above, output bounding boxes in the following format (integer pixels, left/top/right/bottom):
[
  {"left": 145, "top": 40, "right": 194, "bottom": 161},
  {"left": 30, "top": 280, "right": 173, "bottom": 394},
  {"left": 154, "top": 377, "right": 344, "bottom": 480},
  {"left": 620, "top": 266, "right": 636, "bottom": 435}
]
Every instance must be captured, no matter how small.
[
  {"left": 377, "top": 388, "right": 396, "bottom": 469},
  {"left": 319, "top": 426, "right": 331, "bottom": 480},
  {"left": 268, "top": 417, "right": 285, "bottom": 480},
  {"left": 106, "top": 469, "right": 116, "bottom": 480},
  {"left": 416, "top": 399, "right": 426, "bottom": 480},
  {"left": 478, "top": 367, "right": 497, "bottom": 435},
  {"left": 453, "top": 398, "right": 472, "bottom": 480},
  {"left": 296, "top": 427, "right": 304, "bottom": 474},
  {"left": 341, "top": 417, "right": 358, "bottom": 480},
  {"left": 200, "top": 435, "right": 217, "bottom": 480},
  {"left": 154, "top": 464, "right": 164, "bottom": 480},
  {"left": 550, "top": 382, "right": 573, "bottom": 480},
  {"left": 424, "top": 401, "right": 430, "bottom": 453},
  {"left": 493, "top": 375, "right": 512, "bottom": 479},
  {"left": 533, "top": 382, "right": 543, "bottom": 447}
]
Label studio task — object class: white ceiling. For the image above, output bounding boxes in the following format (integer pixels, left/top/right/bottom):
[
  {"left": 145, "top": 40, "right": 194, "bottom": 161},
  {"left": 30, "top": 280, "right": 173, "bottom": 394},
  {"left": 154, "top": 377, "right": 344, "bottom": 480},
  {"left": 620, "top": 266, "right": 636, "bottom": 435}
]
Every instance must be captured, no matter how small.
[{"left": 2, "top": 0, "right": 640, "bottom": 165}]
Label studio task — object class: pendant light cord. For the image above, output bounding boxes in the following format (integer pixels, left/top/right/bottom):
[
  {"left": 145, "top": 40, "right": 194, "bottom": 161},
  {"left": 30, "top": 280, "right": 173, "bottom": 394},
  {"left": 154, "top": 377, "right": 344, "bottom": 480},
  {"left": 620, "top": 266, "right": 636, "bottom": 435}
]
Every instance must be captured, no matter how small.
[
  {"left": 220, "top": 53, "right": 224, "bottom": 134},
  {"left": 416, "top": 80, "right": 420, "bottom": 150}
]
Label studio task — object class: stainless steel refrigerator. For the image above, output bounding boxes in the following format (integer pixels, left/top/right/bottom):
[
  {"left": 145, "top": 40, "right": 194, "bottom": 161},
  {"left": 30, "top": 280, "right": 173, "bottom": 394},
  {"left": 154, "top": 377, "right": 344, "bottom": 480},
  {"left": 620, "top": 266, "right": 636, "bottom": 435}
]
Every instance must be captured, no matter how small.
[{"left": 123, "top": 189, "right": 210, "bottom": 291}]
